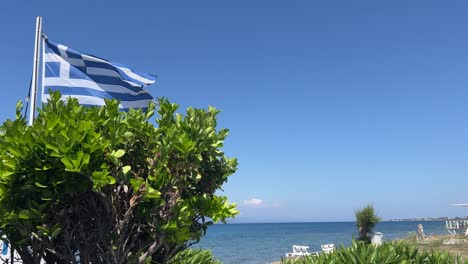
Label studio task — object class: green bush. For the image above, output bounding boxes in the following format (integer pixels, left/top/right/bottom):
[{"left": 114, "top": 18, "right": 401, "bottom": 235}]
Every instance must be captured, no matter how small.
[
  {"left": 281, "top": 241, "right": 464, "bottom": 264},
  {"left": 168, "top": 249, "right": 221, "bottom": 264},
  {"left": 0, "top": 93, "right": 238, "bottom": 263}
]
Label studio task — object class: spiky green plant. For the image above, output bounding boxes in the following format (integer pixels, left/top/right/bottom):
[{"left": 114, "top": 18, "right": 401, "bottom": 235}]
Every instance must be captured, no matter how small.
[
  {"left": 168, "top": 249, "right": 221, "bottom": 264},
  {"left": 281, "top": 241, "right": 464, "bottom": 264}
]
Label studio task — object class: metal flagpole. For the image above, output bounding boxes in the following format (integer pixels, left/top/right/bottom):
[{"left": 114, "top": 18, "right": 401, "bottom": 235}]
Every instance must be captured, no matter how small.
[{"left": 28, "top": 16, "right": 42, "bottom": 126}]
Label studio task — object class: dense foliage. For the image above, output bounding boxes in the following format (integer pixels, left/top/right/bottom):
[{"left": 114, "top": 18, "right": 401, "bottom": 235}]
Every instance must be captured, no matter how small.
[
  {"left": 282, "top": 241, "right": 465, "bottom": 264},
  {"left": 168, "top": 249, "right": 221, "bottom": 264},
  {"left": 0, "top": 92, "right": 238, "bottom": 263},
  {"left": 355, "top": 205, "right": 381, "bottom": 243}
]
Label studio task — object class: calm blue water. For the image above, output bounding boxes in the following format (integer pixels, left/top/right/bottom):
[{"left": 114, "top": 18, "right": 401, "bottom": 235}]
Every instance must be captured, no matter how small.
[{"left": 196, "top": 221, "right": 446, "bottom": 264}]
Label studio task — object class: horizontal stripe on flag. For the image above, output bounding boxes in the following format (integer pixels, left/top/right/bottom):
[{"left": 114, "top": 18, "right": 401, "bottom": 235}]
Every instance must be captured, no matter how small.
[
  {"left": 44, "top": 53, "right": 86, "bottom": 67},
  {"left": 43, "top": 86, "right": 153, "bottom": 101},
  {"left": 44, "top": 68, "right": 145, "bottom": 93},
  {"left": 85, "top": 67, "right": 121, "bottom": 77},
  {"left": 44, "top": 78, "right": 147, "bottom": 95},
  {"left": 81, "top": 54, "right": 108, "bottom": 64},
  {"left": 115, "top": 65, "right": 155, "bottom": 86},
  {"left": 42, "top": 94, "right": 153, "bottom": 109}
]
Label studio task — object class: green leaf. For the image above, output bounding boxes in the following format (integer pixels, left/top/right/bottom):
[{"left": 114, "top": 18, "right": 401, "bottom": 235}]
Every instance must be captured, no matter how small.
[
  {"left": 175, "top": 134, "right": 195, "bottom": 154},
  {"left": 91, "top": 170, "right": 113, "bottom": 190},
  {"left": 113, "top": 149, "right": 125, "bottom": 158},
  {"left": 60, "top": 156, "right": 74, "bottom": 171},
  {"left": 19, "top": 210, "right": 32, "bottom": 220},
  {"left": 122, "top": 132, "right": 134, "bottom": 138},
  {"left": 129, "top": 178, "right": 143, "bottom": 190},
  {"left": 51, "top": 227, "right": 62, "bottom": 238},
  {"left": 122, "top": 165, "right": 131, "bottom": 174},
  {"left": 145, "top": 186, "right": 161, "bottom": 199},
  {"left": 31, "top": 232, "right": 40, "bottom": 240},
  {"left": 0, "top": 170, "right": 14, "bottom": 178},
  {"left": 106, "top": 176, "right": 116, "bottom": 185},
  {"left": 36, "top": 226, "right": 49, "bottom": 235},
  {"left": 34, "top": 182, "right": 48, "bottom": 188}
]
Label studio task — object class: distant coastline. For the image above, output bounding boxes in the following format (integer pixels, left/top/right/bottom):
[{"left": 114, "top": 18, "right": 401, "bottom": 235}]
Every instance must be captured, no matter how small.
[{"left": 388, "top": 217, "right": 468, "bottom": 222}]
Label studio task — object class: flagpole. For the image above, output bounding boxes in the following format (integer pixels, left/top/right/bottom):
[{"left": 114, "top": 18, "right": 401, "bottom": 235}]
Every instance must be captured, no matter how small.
[{"left": 28, "top": 16, "right": 42, "bottom": 126}]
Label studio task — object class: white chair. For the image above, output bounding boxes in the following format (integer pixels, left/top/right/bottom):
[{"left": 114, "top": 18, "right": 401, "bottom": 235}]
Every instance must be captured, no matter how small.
[
  {"left": 293, "top": 245, "right": 310, "bottom": 256},
  {"left": 285, "top": 245, "right": 311, "bottom": 257},
  {"left": 321, "top": 244, "right": 335, "bottom": 254}
]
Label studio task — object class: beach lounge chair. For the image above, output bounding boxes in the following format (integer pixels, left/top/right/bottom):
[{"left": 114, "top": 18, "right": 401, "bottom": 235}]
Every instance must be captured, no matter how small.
[
  {"left": 321, "top": 244, "right": 335, "bottom": 254},
  {"left": 285, "top": 245, "right": 313, "bottom": 257}
]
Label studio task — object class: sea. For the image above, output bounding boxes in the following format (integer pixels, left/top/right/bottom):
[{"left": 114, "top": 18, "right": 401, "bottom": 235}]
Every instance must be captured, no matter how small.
[{"left": 196, "top": 221, "right": 447, "bottom": 264}]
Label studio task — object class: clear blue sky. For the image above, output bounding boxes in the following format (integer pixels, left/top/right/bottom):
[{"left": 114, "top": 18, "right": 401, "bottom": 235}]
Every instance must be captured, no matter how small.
[{"left": 1, "top": 0, "right": 468, "bottom": 222}]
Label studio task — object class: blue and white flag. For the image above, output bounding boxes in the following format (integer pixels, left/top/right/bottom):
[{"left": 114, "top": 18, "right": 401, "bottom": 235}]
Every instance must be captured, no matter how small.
[{"left": 42, "top": 39, "right": 156, "bottom": 110}]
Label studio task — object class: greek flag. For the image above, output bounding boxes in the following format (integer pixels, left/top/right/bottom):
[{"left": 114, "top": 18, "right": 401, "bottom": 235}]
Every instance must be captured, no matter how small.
[{"left": 42, "top": 39, "right": 156, "bottom": 110}]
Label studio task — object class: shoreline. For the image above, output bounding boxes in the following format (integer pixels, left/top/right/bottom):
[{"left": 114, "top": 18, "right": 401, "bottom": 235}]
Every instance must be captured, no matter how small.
[
  {"left": 270, "top": 233, "right": 468, "bottom": 264},
  {"left": 198, "top": 221, "right": 448, "bottom": 263}
]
